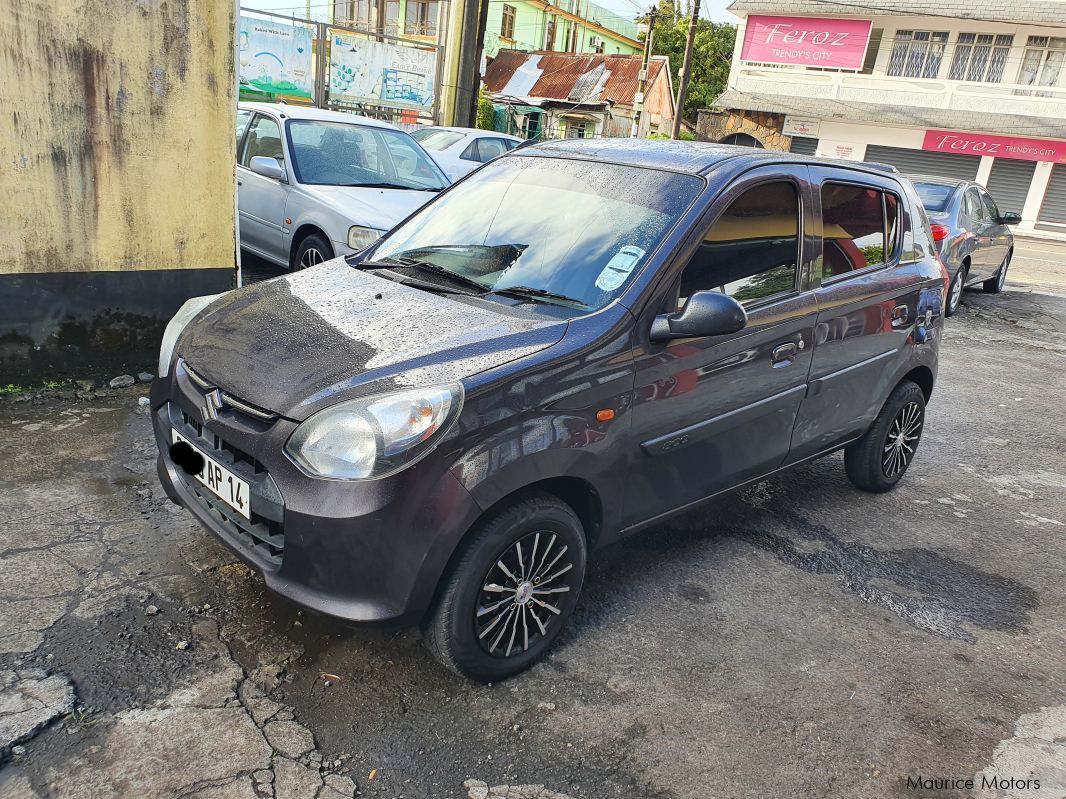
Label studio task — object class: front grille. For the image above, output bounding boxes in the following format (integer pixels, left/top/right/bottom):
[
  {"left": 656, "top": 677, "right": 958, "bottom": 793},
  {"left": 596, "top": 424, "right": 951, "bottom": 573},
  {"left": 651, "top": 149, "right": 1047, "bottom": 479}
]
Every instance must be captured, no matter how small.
[
  {"left": 167, "top": 402, "right": 286, "bottom": 568},
  {"left": 183, "top": 361, "right": 279, "bottom": 423}
]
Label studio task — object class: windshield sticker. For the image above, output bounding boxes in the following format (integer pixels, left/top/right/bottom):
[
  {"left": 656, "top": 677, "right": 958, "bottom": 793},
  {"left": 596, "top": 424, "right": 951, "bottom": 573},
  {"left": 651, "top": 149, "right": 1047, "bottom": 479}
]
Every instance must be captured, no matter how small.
[{"left": 595, "top": 246, "right": 645, "bottom": 292}]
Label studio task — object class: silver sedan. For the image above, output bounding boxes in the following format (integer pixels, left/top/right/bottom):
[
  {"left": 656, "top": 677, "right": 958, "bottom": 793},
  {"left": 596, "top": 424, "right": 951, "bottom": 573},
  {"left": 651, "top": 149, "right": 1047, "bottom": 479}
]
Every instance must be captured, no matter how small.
[
  {"left": 237, "top": 102, "right": 449, "bottom": 270},
  {"left": 908, "top": 176, "right": 1019, "bottom": 316}
]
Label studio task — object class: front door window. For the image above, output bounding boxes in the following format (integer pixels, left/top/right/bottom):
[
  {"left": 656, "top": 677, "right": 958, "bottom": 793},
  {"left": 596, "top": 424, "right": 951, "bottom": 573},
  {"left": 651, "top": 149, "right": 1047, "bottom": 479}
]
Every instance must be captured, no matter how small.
[{"left": 677, "top": 181, "right": 799, "bottom": 307}]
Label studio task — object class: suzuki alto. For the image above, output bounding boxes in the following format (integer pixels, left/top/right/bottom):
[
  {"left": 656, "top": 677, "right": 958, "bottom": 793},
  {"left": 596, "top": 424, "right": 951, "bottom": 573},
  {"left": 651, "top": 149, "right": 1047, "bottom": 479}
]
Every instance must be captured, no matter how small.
[{"left": 153, "top": 140, "right": 945, "bottom": 681}]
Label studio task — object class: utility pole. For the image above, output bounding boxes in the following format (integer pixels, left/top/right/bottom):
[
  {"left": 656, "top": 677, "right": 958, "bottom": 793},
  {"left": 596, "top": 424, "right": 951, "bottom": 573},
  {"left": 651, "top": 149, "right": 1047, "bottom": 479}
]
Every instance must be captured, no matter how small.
[
  {"left": 670, "top": 0, "right": 699, "bottom": 139},
  {"left": 630, "top": 6, "right": 657, "bottom": 138},
  {"left": 453, "top": 0, "right": 483, "bottom": 126}
]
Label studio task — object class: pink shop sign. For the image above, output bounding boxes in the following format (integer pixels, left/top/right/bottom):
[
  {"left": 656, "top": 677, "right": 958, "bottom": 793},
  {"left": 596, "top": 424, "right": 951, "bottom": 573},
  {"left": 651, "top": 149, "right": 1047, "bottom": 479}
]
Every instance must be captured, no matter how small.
[
  {"left": 741, "top": 15, "right": 872, "bottom": 70},
  {"left": 922, "top": 130, "right": 1066, "bottom": 163}
]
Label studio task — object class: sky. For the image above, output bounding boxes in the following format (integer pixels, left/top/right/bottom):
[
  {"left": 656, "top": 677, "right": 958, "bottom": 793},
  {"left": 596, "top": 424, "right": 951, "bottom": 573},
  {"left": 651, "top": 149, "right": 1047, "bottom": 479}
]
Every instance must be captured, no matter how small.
[{"left": 245, "top": 0, "right": 739, "bottom": 26}]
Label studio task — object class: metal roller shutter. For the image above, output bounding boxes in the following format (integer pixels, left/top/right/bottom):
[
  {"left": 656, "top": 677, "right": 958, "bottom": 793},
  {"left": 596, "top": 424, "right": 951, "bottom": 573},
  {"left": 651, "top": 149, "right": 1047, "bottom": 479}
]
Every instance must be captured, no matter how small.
[
  {"left": 1038, "top": 164, "right": 1066, "bottom": 227},
  {"left": 865, "top": 145, "right": 981, "bottom": 181},
  {"left": 789, "top": 136, "right": 818, "bottom": 155},
  {"left": 985, "top": 158, "right": 1036, "bottom": 216}
]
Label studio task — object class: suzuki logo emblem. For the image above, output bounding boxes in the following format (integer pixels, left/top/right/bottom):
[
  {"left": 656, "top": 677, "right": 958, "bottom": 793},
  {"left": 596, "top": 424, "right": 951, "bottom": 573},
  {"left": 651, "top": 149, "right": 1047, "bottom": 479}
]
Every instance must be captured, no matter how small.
[{"left": 201, "top": 389, "right": 224, "bottom": 421}]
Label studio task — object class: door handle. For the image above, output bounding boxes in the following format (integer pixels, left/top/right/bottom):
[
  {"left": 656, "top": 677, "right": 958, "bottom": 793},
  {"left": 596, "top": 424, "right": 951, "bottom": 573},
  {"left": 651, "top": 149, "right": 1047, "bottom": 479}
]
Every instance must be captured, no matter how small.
[
  {"left": 237, "top": 178, "right": 243, "bottom": 186},
  {"left": 771, "top": 342, "right": 798, "bottom": 366}
]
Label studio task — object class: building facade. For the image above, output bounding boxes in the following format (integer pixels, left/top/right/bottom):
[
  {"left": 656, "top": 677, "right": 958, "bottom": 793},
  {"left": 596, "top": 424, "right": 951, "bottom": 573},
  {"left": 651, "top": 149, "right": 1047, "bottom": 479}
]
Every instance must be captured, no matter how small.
[
  {"left": 705, "top": 0, "right": 1066, "bottom": 237},
  {"left": 484, "top": 0, "right": 641, "bottom": 58},
  {"left": 333, "top": 0, "right": 444, "bottom": 43},
  {"left": 483, "top": 51, "right": 673, "bottom": 139}
]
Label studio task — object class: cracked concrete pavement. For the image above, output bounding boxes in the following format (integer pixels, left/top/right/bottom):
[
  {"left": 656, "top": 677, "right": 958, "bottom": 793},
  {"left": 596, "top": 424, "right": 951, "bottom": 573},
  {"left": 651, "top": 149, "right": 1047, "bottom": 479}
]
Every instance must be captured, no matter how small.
[{"left": 0, "top": 244, "right": 1064, "bottom": 798}]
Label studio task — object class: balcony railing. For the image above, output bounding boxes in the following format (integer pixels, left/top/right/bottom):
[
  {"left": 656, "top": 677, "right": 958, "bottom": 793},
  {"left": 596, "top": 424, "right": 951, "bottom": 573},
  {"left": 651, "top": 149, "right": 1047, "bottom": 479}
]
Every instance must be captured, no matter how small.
[{"left": 730, "top": 67, "right": 1066, "bottom": 120}]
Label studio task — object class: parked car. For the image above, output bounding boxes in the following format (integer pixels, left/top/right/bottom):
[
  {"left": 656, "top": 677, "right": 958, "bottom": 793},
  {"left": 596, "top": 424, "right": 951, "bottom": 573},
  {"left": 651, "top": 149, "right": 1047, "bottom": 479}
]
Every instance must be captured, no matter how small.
[
  {"left": 907, "top": 175, "right": 1019, "bottom": 316},
  {"left": 154, "top": 141, "right": 945, "bottom": 681},
  {"left": 409, "top": 126, "right": 523, "bottom": 181},
  {"left": 236, "top": 102, "right": 448, "bottom": 269}
]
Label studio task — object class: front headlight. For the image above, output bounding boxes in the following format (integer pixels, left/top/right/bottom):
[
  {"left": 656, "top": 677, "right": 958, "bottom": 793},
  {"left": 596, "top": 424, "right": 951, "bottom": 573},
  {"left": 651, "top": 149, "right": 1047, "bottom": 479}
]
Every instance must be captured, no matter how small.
[
  {"left": 157, "top": 293, "right": 225, "bottom": 377},
  {"left": 285, "top": 384, "right": 463, "bottom": 480},
  {"left": 348, "top": 226, "right": 383, "bottom": 251}
]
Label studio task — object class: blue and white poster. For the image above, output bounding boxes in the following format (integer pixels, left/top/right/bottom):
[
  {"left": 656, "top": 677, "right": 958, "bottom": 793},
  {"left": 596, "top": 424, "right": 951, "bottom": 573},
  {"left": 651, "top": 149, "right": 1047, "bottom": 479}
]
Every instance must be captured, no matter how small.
[
  {"left": 329, "top": 33, "right": 436, "bottom": 109},
  {"left": 239, "top": 15, "right": 314, "bottom": 101}
]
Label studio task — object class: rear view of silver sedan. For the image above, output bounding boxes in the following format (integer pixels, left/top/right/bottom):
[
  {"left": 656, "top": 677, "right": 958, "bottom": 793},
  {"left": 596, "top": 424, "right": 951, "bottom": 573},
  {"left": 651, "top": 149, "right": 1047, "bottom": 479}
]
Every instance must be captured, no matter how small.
[
  {"left": 908, "top": 175, "right": 1020, "bottom": 316},
  {"left": 410, "top": 126, "right": 523, "bottom": 182}
]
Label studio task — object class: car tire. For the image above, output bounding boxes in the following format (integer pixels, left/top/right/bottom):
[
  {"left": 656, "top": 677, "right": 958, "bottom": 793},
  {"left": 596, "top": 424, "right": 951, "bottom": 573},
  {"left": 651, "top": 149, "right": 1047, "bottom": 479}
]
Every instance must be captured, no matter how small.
[
  {"left": 293, "top": 232, "right": 333, "bottom": 270},
  {"left": 945, "top": 263, "right": 966, "bottom": 316},
  {"left": 422, "top": 492, "right": 587, "bottom": 682},
  {"left": 983, "top": 249, "right": 1011, "bottom": 293},
  {"left": 844, "top": 380, "right": 926, "bottom": 493}
]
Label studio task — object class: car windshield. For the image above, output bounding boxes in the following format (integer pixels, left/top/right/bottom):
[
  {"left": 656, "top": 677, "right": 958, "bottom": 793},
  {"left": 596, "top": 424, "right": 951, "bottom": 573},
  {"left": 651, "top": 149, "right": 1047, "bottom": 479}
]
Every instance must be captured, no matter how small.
[
  {"left": 367, "top": 156, "right": 704, "bottom": 311},
  {"left": 912, "top": 181, "right": 956, "bottom": 213},
  {"left": 286, "top": 119, "right": 447, "bottom": 190},
  {"left": 410, "top": 128, "right": 466, "bottom": 151}
]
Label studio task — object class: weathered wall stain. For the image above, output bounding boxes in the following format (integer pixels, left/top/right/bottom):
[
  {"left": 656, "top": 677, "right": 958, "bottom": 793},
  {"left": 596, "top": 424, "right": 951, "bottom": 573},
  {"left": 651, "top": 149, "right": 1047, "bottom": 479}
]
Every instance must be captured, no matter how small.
[{"left": 0, "top": 0, "right": 236, "bottom": 276}]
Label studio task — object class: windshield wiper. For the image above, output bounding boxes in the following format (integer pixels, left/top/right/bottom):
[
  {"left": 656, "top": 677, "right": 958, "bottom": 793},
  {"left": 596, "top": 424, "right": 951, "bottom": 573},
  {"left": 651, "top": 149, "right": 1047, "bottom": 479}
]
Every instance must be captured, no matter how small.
[
  {"left": 490, "top": 285, "right": 589, "bottom": 309},
  {"left": 362, "top": 258, "right": 487, "bottom": 294}
]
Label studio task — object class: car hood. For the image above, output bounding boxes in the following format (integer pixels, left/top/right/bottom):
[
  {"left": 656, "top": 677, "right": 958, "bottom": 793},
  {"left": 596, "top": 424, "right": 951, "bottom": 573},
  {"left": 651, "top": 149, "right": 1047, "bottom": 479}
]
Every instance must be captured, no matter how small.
[
  {"left": 178, "top": 260, "right": 567, "bottom": 420},
  {"left": 301, "top": 185, "right": 438, "bottom": 231}
]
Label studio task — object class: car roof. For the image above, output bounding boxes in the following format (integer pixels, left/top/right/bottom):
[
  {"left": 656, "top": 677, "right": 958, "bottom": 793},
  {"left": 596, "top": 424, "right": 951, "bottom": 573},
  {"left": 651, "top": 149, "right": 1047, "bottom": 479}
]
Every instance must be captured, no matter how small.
[
  {"left": 420, "top": 126, "right": 522, "bottom": 141},
  {"left": 514, "top": 138, "right": 911, "bottom": 178},
  {"left": 905, "top": 174, "right": 970, "bottom": 188},
  {"left": 238, "top": 102, "right": 399, "bottom": 131}
]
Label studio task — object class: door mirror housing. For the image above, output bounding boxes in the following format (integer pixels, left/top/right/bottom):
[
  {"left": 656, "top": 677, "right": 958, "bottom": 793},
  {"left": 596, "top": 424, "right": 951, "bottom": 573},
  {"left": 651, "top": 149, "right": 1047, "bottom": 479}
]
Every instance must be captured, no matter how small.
[
  {"left": 998, "top": 212, "right": 1022, "bottom": 225},
  {"left": 650, "top": 290, "right": 748, "bottom": 342},
  {"left": 249, "top": 156, "right": 286, "bottom": 181}
]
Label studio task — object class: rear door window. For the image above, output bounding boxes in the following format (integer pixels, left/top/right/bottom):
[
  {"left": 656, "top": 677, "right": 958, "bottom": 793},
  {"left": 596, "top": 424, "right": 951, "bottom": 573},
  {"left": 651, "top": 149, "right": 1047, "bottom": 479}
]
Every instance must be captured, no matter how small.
[
  {"left": 477, "top": 138, "right": 510, "bottom": 161},
  {"left": 821, "top": 182, "right": 902, "bottom": 279},
  {"left": 980, "top": 190, "right": 1000, "bottom": 222},
  {"left": 963, "top": 188, "right": 985, "bottom": 220}
]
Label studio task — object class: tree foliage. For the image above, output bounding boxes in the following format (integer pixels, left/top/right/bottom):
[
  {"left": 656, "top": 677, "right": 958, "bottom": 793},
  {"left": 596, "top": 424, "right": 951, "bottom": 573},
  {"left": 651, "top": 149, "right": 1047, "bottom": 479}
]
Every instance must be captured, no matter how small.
[
  {"left": 476, "top": 89, "right": 496, "bottom": 131},
  {"left": 642, "top": 1, "right": 736, "bottom": 124}
]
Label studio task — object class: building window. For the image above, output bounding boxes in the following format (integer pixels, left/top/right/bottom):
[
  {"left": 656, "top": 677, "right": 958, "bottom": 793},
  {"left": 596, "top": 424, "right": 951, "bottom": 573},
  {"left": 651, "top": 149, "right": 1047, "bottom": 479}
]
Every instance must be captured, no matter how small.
[
  {"left": 501, "top": 4, "right": 516, "bottom": 40},
  {"left": 383, "top": 0, "right": 400, "bottom": 35},
  {"left": 949, "top": 33, "right": 1013, "bottom": 82},
  {"left": 1017, "top": 36, "right": 1066, "bottom": 95},
  {"left": 336, "top": 0, "right": 374, "bottom": 29},
  {"left": 887, "top": 30, "right": 948, "bottom": 79},
  {"left": 404, "top": 0, "right": 438, "bottom": 35},
  {"left": 545, "top": 16, "right": 556, "bottom": 50}
]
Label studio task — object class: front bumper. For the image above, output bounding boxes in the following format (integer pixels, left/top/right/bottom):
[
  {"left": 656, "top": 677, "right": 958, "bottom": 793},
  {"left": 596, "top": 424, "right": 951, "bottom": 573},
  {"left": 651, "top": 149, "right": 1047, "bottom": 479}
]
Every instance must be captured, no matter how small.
[{"left": 151, "top": 362, "right": 482, "bottom": 626}]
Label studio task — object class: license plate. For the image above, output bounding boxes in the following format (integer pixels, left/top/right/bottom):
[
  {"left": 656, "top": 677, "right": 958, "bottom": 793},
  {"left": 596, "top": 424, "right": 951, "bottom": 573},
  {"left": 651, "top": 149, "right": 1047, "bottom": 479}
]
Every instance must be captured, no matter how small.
[{"left": 171, "top": 430, "right": 251, "bottom": 519}]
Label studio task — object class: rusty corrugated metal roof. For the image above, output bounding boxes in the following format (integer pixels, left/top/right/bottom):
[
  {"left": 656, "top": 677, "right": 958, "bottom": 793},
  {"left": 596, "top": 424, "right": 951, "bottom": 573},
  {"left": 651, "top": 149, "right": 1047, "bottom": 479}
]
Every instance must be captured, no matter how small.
[{"left": 483, "top": 50, "right": 667, "bottom": 106}]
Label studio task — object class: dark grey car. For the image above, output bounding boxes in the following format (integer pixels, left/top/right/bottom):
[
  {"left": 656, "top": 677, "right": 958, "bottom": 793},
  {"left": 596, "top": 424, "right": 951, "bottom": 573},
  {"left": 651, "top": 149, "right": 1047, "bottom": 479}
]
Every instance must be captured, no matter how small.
[
  {"left": 908, "top": 176, "right": 1020, "bottom": 316},
  {"left": 153, "top": 142, "right": 945, "bottom": 681}
]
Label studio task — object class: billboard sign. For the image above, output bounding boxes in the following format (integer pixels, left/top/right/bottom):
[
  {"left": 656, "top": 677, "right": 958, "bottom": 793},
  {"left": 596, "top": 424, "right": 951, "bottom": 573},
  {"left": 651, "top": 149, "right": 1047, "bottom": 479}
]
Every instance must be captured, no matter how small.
[
  {"left": 329, "top": 33, "right": 436, "bottom": 109},
  {"left": 238, "top": 15, "right": 314, "bottom": 101},
  {"left": 741, "top": 15, "right": 872, "bottom": 70},
  {"left": 922, "top": 130, "right": 1066, "bottom": 163}
]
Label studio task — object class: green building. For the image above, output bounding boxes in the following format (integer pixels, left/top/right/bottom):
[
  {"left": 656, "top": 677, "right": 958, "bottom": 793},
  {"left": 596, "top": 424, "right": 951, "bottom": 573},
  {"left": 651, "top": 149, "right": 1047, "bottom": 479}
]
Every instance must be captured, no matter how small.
[{"left": 484, "top": 0, "right": 641, "bottom": 58}]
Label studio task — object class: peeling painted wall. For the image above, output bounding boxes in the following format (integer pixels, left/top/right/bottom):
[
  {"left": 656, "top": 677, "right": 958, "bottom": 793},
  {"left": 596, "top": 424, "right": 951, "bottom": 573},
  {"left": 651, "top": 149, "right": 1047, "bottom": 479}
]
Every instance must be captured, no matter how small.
[{"left": 0, "top": 0, "right": 236, "bottom": 276}]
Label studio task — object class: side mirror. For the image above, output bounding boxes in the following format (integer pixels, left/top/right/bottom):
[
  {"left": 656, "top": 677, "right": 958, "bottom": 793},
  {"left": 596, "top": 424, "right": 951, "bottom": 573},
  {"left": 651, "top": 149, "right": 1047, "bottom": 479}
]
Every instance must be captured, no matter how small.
[
  {"left": 999, "top": 212, "right": 1022, "bottom": 225},
  {"left": 650, "top": 290, "right": 747, "bottom": 342},
  {"left": 249, "top": 156, "right": 285, "bottom": 181}
]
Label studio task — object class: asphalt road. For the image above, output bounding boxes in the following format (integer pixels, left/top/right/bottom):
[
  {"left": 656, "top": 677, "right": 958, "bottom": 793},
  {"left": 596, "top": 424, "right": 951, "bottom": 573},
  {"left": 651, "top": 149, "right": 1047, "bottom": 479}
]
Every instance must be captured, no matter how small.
[{"left": 0, "top": 241, "right": 1063, "bottom": 799}]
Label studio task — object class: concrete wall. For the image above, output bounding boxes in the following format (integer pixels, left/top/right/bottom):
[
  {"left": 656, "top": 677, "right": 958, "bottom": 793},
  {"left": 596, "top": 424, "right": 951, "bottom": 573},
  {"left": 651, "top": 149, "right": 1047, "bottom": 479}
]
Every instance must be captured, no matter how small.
[{"left": 0, "top": 0, "right": 237, "bottom": 380}]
